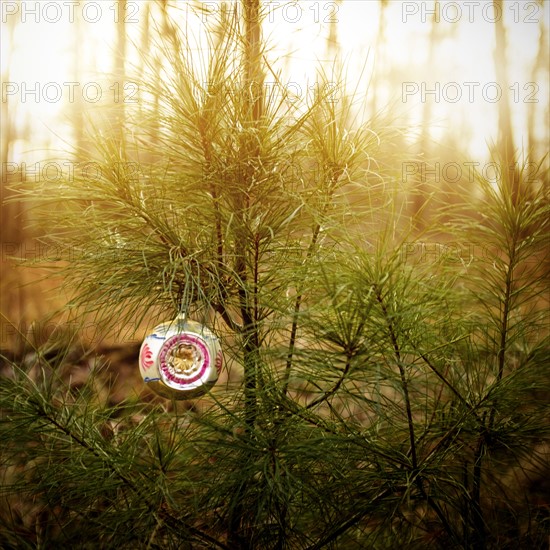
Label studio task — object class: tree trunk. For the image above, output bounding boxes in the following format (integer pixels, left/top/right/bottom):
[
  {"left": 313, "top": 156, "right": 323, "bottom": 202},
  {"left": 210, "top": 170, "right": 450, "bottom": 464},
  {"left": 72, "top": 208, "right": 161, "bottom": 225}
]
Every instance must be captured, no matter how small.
[
  {"left": 227, "top": 2, "right": 264, "bottom": 546},
  {"left": 412, "top": 0, "right": 440, "bottom": 228},
  {"left": 527, "top": 12, "right": 547, "bottom": 162},
  {"left": 371, "top": 0, "right": 388, "bottom": 117},
  {"left": 112, "top": 0, "right": 127, "bottom": 133},
  {"left": 493, "top": 0, "right": 520, "bottom": 203}
]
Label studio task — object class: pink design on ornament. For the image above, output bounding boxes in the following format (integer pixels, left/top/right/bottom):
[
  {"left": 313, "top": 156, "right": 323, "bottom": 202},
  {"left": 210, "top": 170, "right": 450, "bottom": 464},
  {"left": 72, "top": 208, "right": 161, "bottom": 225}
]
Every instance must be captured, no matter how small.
[
  {"left": 140, "top": 343, "right": 154, "bottom": 370},
  {"left": 215, "top": 350, "right": 223, "bottom": 374},
  {"left": 158, "top": 334, "right": 209, "bottom": 386}
]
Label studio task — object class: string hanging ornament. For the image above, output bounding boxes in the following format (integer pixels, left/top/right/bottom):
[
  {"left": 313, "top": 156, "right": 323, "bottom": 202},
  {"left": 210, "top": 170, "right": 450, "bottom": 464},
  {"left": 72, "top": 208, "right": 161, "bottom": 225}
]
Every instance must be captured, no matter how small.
[{"left": 139, "top": 313, "right": 223, "bottom": 400}]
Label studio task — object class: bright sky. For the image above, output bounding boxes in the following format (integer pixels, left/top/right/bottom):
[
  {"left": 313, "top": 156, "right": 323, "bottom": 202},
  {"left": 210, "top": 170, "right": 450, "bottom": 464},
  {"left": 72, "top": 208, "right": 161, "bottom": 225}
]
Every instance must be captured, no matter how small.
[{"left": 1, "top": 0, "right": 549, "bottom": 165}]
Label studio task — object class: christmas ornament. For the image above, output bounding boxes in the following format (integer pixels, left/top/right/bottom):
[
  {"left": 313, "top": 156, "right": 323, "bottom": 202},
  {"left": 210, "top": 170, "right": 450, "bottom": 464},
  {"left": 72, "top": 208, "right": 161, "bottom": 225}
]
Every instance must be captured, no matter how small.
[{"left": 139, "top": 316, "right": 222, "bottom": 399}]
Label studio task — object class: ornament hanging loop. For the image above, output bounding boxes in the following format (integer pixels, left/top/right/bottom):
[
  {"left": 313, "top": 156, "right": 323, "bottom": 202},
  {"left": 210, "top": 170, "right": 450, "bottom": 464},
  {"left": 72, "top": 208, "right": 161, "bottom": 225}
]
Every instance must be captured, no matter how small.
[{"left": 174, "top": 278, "right": 189, "bottom": 323}]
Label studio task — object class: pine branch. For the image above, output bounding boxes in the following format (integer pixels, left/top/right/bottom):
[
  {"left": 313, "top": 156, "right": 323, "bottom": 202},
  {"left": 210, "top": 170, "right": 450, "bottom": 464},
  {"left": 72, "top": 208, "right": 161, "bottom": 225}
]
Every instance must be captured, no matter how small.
[
  {"left": 305, "top": 351, "right": 352, "bottom": 410},
  {"left": 374, "top": 284, "right": 418, "bottom": 469},
  {"left": 58, "top": 418, "right": 224, "bottom": 546}
]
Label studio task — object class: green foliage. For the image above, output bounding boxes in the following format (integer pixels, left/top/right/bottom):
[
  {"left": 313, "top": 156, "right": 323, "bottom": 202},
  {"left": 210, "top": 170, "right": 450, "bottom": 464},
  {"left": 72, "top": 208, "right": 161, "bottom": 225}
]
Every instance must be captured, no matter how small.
[{"left": 2, "top": 2, "right": 549, "bottom": 548}]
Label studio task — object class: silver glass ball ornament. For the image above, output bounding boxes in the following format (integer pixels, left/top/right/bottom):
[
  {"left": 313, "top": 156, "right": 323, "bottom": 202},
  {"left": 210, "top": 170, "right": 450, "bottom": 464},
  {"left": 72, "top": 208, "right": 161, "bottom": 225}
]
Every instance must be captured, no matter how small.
[{"left": 139, "top": 318, "right": 222, "bottom": 399}]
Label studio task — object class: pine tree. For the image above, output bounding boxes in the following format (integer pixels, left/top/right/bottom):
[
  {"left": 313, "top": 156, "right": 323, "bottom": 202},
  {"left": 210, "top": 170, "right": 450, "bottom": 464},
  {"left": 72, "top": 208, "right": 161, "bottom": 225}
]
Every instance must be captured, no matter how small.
[{"left": 2, "top": 2, "right": 549, "bottom": 548}]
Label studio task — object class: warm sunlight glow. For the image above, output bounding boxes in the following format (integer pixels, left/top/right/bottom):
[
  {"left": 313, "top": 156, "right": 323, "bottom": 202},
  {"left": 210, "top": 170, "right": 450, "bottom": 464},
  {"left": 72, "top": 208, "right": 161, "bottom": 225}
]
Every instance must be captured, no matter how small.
[
  {"left": 1, "top": 7, "right": 548, "bottom": 544},
  {"left": 3, "top": 0, "right": 548, "bottom": 165}
]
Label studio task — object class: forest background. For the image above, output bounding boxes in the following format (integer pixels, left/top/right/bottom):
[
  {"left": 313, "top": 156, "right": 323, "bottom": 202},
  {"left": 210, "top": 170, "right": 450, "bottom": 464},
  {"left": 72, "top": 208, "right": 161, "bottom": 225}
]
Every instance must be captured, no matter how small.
[
  {"left": 2, "top": 0, "right": 548, "bottom": 338},
  {"left": 0, "top": 1, "right": 549, "bottom": 548}
]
